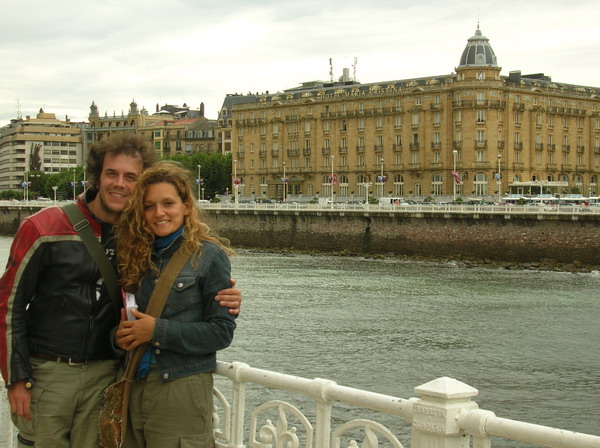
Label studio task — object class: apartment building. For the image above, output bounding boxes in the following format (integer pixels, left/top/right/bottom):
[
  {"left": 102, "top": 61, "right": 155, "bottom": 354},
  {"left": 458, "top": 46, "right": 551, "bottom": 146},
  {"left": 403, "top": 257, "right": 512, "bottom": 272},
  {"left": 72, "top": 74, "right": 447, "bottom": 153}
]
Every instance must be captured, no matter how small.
[
  {"left": 222, "top": 26, "right": 600, "bottom": 200},
  {"left": 0, "top": 109, "right": 83, "bottom": 191},
  {"left": 86, "top": 100, "right": 217, "bottom": 158}
]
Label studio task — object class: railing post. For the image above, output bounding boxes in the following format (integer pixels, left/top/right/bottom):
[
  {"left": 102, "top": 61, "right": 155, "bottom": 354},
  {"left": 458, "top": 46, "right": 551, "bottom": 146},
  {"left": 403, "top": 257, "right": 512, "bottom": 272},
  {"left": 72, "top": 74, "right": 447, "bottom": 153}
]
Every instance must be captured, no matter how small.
[{"left": 410, "top": 377, "right": 479, "bottom": 448}]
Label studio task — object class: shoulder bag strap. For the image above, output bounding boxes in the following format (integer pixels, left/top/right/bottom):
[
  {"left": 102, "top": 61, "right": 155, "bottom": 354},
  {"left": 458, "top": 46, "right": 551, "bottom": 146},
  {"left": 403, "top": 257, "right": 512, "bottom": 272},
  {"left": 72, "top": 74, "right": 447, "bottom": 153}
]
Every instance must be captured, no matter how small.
[
  {"left": 62, "top": 202, "right": 121, "bottom": 320},
  {"left": 123, "top": 245, "right": 195, "bottom": 379}
]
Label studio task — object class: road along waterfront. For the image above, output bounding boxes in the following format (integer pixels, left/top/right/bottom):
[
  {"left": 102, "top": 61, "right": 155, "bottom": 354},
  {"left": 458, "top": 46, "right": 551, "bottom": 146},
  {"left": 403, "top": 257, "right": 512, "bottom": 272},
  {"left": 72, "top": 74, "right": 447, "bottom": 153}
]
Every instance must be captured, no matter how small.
[{"left": 0, "top": 237, "right": 598, "bottom": 447}]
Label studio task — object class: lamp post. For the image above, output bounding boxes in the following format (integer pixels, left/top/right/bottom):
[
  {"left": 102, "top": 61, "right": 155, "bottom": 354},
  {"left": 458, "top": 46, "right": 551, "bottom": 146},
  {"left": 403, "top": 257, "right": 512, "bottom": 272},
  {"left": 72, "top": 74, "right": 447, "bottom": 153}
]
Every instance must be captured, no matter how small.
[
  {"left": 72, "top": 169, "right": 76, "bottom": 201},
  {"left": 380, "top": 158, "right": 385, "bottom": 197},
  {"left": 452, "top": 149, "right": 458, "bottom": 201},
  {"left": 197, "top": 164, "right": 201, "bottom": 200},
  {"left": 330, "top": 155, "right": 335, "bottom": 206},
  {"left": 363, "top": 182, "right": 372, "bottom": 205},
  {"left": 52, "top": 186, "right": 58, "bottom": 203},
  {"left": 233, "top": 160, "right": 238, "bottom": 205},
  {"left": 497, "top": 154, "right": 502, "bottom": 203},
  {"left": 282, "top": 161, "right": 287, "bottom": 203}
]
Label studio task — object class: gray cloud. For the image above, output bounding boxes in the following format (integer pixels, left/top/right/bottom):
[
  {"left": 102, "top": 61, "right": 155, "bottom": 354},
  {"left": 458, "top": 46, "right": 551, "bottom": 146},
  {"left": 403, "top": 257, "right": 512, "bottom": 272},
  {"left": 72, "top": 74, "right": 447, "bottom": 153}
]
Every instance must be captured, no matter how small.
[{"left": 1, "top": 0, "right": 599, "bottom": 123}]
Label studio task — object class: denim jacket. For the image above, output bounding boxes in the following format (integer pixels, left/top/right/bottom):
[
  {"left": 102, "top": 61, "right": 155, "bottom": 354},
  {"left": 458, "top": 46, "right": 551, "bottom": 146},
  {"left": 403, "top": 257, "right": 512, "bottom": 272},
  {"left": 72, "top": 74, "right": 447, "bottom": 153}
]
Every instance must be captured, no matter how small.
[{"left": 134, "top": 236, "right": 236, "bottom": 382}]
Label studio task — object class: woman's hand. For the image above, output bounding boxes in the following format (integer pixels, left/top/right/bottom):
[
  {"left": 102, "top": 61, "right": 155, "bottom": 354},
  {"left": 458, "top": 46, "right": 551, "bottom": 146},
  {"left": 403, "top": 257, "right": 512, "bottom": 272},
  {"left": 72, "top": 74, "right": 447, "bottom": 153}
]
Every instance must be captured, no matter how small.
[{"left": 115, "top": 308, "right": 156, "bottom": 350}]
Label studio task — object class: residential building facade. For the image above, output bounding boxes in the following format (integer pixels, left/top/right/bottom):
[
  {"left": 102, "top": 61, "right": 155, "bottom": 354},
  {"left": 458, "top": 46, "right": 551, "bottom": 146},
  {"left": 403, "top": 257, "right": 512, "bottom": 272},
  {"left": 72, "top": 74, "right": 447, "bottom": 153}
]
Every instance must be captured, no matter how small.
[
  {"left": 0, "top": 109, "right": 83, "bottom": 191},
  {"left": 224, "top": 26, "right": 600, "bottom": 201}
]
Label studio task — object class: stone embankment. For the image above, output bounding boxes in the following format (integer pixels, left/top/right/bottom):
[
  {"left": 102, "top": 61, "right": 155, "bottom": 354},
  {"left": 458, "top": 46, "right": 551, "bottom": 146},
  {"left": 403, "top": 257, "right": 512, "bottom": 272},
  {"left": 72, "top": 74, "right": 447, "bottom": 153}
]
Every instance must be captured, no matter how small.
[{"left": 2, "top": 205, "right": 599, "bottom": 270}]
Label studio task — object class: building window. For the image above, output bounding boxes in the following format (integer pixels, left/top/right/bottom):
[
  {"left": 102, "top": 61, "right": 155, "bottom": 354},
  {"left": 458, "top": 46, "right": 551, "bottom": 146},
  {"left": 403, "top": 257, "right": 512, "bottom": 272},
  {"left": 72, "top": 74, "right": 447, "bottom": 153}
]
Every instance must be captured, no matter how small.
[
  {"left": 477, "top": 110, "right": 485, "bottom": 123},
  {"left": 432, "top": 174, "right": 443, "bottom": 195},
  {"left": 412, "top": 113, "right": 419, "bottom": 127},
  {"left": 474, "top": 173, "right": 488, "bottom": 196}
]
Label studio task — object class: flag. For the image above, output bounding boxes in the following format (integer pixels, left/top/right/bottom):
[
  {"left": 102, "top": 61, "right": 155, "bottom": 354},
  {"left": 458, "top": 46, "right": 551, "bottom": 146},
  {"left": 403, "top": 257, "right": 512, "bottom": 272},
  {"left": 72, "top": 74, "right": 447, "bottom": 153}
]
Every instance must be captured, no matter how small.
[
  {"left": 452, "top": 171, "right": 461, "bottom": 184},
  {"left": 495, "top": 173, "right": 501, "bottom": 180},
  {"left": 280, "top": 177, "right": 287, "bottom": 183},
  {"left": 329, "top": 174, "right": 339, "bottom": 185}
]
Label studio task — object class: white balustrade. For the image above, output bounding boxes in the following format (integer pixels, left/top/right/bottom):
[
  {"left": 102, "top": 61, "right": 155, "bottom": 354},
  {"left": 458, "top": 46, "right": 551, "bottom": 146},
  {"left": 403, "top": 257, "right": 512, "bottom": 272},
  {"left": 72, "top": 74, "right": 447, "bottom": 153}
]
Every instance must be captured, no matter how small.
[{"left": 0, "top": 361, "right": 598, "bottom": 448}]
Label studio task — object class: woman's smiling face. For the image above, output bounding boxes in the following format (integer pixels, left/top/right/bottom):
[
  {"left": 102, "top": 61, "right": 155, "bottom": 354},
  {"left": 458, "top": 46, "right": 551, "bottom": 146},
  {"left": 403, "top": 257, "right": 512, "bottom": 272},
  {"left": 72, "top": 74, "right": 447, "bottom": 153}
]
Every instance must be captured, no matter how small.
[{"left": 143, "top": 182, "right": 190, "bottom": 237}]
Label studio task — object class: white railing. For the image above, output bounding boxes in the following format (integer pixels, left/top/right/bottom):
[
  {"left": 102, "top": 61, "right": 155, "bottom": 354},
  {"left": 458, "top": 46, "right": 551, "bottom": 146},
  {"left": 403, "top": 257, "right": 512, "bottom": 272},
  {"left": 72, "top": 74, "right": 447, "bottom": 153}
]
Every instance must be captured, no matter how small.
[
  {"left": 199, "top": 202, "right": 600, "bottom": 216},
  {"left": 0, "top": 361, "right": 598, "bottom": 448},
  {"left": 211, "top": 362, "right": 599, "bottom": 448},
  {"left": 2, "top": 200, "right": 600, "bottom": 216}
]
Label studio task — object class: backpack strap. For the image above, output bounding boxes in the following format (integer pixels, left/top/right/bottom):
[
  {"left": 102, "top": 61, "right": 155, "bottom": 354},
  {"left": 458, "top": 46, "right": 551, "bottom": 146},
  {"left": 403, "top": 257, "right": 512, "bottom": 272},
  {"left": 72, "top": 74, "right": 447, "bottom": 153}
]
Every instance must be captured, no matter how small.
[{"left": 62, "top": 202, "right": 121, "bottom": 320}]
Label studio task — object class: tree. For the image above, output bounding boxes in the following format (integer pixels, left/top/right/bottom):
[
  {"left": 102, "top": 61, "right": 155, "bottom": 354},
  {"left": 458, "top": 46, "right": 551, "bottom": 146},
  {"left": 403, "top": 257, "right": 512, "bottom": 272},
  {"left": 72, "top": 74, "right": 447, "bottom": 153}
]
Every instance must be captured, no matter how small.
[{"left": 165, "top": 153, "right": 232, "bottom": 199}]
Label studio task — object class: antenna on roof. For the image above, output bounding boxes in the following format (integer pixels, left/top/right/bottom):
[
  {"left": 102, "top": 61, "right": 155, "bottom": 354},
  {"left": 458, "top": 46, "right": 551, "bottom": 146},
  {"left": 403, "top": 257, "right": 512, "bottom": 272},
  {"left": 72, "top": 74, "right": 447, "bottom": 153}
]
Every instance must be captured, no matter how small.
[
  {"left": 353, "top": 57, "right": 357, "bottom": 81},
  {"left": 329, "top": 58, "right": 334, "bottom": 82},
  {"left": 15, "top": 98, "right": 22, "bottom": 119}
]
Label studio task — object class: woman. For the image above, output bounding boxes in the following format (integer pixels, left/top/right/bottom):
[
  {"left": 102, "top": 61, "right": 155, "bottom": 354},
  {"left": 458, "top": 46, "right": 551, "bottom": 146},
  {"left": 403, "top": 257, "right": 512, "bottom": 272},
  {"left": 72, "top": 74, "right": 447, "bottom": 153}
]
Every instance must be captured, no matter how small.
[{"left": 114, "top": 162, "right": 236, "bottom": 448}]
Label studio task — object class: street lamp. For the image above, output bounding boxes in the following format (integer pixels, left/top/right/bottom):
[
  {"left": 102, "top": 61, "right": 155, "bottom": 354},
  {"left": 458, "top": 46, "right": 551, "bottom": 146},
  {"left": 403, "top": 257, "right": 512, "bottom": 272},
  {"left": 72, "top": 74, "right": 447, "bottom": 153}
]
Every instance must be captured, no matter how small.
[
  {"left": 452, "top": 150, "right": 458, "bottom": 201},
  {"left": 233, "top": 160, "right": 238, "bottom": 204},
  {"left": 282, "top": 162, "right": 287, "bottom": 203},
  {"left": 362, "top": 181, "right": 372, "bottom": 205},
  {"left": 197, "top": 164, "right": 201, "bottom": 200},
  {"left": 52, "top": 186, "right": 58, "bottom": 203},
  {"left": 330, "top": 155, "right": 335, "bottom": 206},
  {"left": 380, "top": 158, "right": 385, "bottom": 197},
  {"left": 497, "top": 154, "right": 502, "bottom": 203},
  {"left": 72, "top": 169, "right": 76, "bottom": 201}
]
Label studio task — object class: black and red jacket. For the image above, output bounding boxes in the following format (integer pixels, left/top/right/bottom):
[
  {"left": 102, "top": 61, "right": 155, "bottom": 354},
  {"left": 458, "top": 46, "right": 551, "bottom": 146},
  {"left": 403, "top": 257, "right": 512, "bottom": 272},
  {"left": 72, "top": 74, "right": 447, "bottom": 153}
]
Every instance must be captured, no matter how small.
[{"left": 0, "top": 191, "right": 118, "bottom": 386}]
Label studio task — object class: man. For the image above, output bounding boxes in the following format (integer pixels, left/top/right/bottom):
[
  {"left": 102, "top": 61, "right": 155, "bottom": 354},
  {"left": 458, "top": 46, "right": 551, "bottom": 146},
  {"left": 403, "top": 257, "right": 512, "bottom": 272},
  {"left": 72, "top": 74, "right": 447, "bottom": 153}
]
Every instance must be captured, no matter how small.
[{"left": 0, "top": 134, "right": 242, "bottom": 448}]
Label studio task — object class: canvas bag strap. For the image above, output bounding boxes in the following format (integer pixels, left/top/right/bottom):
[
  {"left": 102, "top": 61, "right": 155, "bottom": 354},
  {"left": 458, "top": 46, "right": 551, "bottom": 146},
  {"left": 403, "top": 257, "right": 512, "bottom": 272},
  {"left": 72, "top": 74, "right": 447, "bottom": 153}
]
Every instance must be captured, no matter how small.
[
  {"left": 123, "top": 245, "right": 194, "bottom": 379},
  {"left": 62, "top": 202, "right": 121, "bottom": 320}
]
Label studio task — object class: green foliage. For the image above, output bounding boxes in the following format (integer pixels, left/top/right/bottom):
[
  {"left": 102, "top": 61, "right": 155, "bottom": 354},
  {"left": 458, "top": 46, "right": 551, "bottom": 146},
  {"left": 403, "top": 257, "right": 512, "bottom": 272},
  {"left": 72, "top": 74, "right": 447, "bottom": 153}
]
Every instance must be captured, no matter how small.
[
  {"left": 454, "top": 197, "right": 463, "bottom": 204},
  {"left": 164, "top": 153, "right": 232, "bottom": 199},
  {"left": 0, "top": 190, "right": 22, "bottom": 200}
]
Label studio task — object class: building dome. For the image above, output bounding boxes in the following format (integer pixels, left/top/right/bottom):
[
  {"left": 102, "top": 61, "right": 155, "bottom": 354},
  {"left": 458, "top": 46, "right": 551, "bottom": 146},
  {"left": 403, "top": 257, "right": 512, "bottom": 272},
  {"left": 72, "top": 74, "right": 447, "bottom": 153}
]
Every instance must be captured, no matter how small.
[{"left": 458, "top": 25, "right": 498, "bottom": 68}]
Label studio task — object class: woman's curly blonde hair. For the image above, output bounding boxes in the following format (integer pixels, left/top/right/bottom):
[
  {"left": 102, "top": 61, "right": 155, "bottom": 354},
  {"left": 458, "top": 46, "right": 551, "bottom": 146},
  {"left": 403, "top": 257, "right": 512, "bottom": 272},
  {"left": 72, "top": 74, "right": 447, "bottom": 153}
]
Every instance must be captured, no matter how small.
[{"left": 115, "top": 161, "right": 233, "bottom": 291}]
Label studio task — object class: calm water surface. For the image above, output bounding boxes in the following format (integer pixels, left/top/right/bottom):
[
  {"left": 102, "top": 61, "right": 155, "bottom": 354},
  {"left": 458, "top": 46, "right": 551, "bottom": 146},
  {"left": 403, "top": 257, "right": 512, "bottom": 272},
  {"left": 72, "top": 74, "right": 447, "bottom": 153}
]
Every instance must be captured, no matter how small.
[{"left": 0, "top": 236, "right": 598, "bottom": 447}]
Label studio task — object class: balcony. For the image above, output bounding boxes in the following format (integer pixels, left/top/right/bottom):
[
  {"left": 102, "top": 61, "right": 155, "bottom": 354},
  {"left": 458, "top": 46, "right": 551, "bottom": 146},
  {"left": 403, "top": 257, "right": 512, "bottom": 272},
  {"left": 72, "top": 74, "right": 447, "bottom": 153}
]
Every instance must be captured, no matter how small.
[
  {"left": 321, "top": 147, "right": 330, "bottom": 155},
  {"left": 514, "top": 142, "right": 523, "bottom": 150},
  {"left": 474, "top": 140, "right": 487, "bottom": 149},
  {"left": 562, "top": 164, "right": 573, "bottom": 171},
  {"left": 577, "top": 145, "right": 585, "bottom": 153},
  {"left": 339, "top": 146, "right": 347, "bottom": 154},
  {"left": 513, "top": 103, "right": 525, "bottom": 111},
  {"left": 259, "top": 151, "right": 267, "bottom": 158},
  {"left": 547, "top": 143, "right": 556, "bottom": 152},
  {"left": 453, "top": 140, "right": 462, "bottom": 149},
  {"left": 287, "top": 149, "right": 299, "bottom": 156},
  {"left": 546, "top": 164, "right": 557, "bottom": 170},
  {"left": 409, "top": 143, "right": 420, "bottom": 151},
  {"left": 393, "top": 144, "right": 402, "bottom": 151},
  {"left": 562, "top": 145, "right": 571, "bottom": 152},
  {"left": 236, "top": 151, "right": 244, "bottom": 158},
  {"left": 303, "top": 148, "right": 311, "bottom": 156},
  {"left": 356, "top": 145, "right": 365, "bottom": 153},
  {"left": 374, "top": 145, "right": 383, "bottom": 152},
  {"left": 535, "top": 143, "right": 544, "bottom": 150},
  {"left": 271, "top": 150, "right": 279, "bottom": 157},
  {"left": 498, "top": 141, "right": 505, "bottom": 149}
]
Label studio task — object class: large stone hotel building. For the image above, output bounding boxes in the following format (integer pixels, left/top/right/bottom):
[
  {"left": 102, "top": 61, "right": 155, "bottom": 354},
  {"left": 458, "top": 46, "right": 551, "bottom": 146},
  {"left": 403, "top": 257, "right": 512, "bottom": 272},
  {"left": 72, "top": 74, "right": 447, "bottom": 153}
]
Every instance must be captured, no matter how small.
[{"left": 219, "top": 26, "right": 600, "bottom": 201}]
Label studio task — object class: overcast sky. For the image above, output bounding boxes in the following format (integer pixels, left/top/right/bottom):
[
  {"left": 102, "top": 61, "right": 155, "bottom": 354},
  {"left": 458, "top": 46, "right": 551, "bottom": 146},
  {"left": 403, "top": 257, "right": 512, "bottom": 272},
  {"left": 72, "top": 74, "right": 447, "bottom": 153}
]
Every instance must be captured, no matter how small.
[{"left": 1, "top": 0, "right": 599, "bottom": 125}]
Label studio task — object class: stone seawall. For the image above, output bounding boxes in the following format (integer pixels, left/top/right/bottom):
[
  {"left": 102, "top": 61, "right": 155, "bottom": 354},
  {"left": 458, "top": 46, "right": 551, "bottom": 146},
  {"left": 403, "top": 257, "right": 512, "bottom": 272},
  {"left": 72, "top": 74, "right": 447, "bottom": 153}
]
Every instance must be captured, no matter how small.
[
  {"left": 2, "top": 205, "right": 599, "bottom": 266},
  {"left": 202, "top": 209, "right": 600, "bottom": 266}
]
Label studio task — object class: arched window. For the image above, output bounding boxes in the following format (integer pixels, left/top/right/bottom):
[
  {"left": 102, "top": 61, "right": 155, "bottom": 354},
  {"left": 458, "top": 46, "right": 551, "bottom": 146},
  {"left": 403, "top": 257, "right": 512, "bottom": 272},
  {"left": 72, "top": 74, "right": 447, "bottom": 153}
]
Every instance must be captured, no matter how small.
[{"left": 339, "top": 175, "right": 349, "bottom": 196}]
